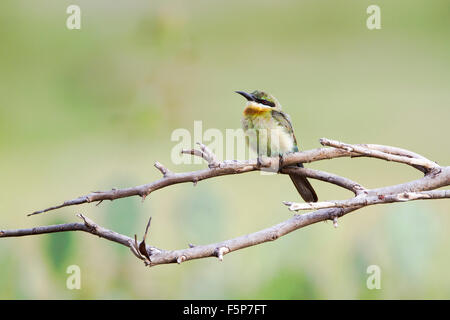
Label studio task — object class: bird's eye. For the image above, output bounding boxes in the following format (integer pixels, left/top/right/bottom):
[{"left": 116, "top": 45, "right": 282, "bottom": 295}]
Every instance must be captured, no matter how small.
[{"left": 256, "top": 98, "right": 275, "bottom": 108}]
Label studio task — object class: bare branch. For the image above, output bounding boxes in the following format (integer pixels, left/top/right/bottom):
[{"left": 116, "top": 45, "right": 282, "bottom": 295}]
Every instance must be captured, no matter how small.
[
  {"left": 0, "top": 214, "right": 133, "bottom": 248},
  {"left": 30, "top": 139, "right": 430, "bottom": 216},
  {"left": 281, "top": 166, "right": 366, "bottom": 195},
  {"left": 365, "top": 144, "right": 432, "bottom": 162},
  {"left": 284, "top": 189, "right": 450, "bottom": 211},
  {"left": 320, "top": 138, "right": 439, "bottom": 171},
  {"left": 2, "top": 208, "right": 357, "bottom": 267},
  {"left": 1, "top": 138, "right": 447, "bottom": 268}
]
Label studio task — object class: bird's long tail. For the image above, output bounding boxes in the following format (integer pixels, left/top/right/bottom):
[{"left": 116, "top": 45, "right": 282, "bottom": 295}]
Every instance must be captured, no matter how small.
[{"left": 288, "top": 163, "right": 318, "bottom": 202}]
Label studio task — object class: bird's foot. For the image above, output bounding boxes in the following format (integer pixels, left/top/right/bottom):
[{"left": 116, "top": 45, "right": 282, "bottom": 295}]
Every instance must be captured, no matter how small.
[
  {"left": 256, "top": 156, "right": 263, "bottom": 169},
  {"left": 278, "top": 153, "right": 284, "bottom": 173},
  {"left": 256, "top": 155, "right": 272, "bottom": 169}
]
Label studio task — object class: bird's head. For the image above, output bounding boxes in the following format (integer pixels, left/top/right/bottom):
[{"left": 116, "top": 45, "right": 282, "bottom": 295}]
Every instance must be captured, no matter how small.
[{"left": 235, "top": 90, "right": 282, "bottom": 111}]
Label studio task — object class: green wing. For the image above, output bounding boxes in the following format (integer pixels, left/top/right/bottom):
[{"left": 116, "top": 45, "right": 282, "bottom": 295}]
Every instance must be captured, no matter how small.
[{"left": 271, "top": 110, "right": 299, "bottom": 151}]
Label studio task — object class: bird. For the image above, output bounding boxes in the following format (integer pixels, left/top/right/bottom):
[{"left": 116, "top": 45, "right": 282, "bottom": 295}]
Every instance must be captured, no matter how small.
[{"left": 236, "top": 90, "right": 318, "bottom": 203}]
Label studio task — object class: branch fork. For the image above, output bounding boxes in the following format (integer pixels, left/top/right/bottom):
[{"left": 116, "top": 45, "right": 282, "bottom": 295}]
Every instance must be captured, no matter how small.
[{"left": 182, "top": 142, "right": 220, "bottom": 169}]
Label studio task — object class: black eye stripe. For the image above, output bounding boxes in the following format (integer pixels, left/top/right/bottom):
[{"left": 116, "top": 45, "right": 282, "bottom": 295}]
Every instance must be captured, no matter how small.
[{"left": 255, "top": 98, "right": 275, "bottom": 108}]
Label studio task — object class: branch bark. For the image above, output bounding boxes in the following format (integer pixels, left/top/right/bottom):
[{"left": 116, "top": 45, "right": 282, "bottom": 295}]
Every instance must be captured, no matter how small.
[{"left": 1, "top": 138, "right": 449, "bottom": 267}]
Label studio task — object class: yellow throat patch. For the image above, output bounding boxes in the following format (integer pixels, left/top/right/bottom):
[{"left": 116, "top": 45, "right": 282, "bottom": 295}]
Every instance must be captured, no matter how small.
[{"left": 243, "top": 103, "right": 272, "bottom": 117}]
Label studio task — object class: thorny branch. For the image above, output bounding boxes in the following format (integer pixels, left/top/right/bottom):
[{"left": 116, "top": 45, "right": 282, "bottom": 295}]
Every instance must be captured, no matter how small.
[{"left": 1, "top": 138, "right": 449, "bottom": 267}]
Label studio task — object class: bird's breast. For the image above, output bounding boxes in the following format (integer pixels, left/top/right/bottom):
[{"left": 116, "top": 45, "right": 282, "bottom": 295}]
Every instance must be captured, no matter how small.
[{"left": 242, "top": 113, "right": 295, "bottom": 156}]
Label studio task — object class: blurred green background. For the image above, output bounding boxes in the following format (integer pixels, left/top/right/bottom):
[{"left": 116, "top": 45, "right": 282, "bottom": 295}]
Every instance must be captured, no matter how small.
[{"left": 0, "top": 0, "right": 449, "bottom": 299}]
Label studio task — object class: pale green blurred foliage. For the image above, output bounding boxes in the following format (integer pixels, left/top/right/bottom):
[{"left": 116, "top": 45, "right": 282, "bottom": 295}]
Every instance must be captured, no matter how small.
[{"left": 0, "top": 0, "right": 449, "bottom": 299}]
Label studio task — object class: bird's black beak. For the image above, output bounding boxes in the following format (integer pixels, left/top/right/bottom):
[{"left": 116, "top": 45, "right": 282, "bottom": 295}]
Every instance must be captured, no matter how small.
[{"left": 235, "top": 91, "right": 255, "bottom": 101}]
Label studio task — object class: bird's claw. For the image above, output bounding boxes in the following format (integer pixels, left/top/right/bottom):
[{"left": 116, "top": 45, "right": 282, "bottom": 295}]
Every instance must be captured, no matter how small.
[
  {"left": 278, "top": 153, "right": 284, "bottom": 173},
  {"left": 256, "top": 156, "right": 263, "bottom": 169}
]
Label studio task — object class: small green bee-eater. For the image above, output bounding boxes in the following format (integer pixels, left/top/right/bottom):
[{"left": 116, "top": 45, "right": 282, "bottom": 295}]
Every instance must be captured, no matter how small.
[{"left": 236, "top": 90, "right": 318, "bottom": 203}]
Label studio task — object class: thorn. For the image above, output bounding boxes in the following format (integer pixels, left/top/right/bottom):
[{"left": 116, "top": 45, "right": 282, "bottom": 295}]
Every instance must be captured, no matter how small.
[
  {"left": 77, "top": 214, "right": 98, "bottom": 232},
  {"left": 129, "top": 243, "right": 142, "bottom": 259},
  {"left": 215, "top": 247, "right": 230, "bottom": 261},
  {"left": 333, "top": 217, "right": 338, "bottom": 228},
  {"left": 188, "top": 243, "right": 196, "bottom": 248},
  {"left": 77, "top": 213, "right": 88, "bottom": 224},
  {"left": 177, "top": 255, "right": 186, "bottom": 264},
  {"left": 134, "top": 234, "right": 144, "bottom": 260},
  {"left": 192, "top": 178, "right": 198, "bottom": 186},
  {"left": 95, "top": 200, "right": 103, "bottom": 207},
  {"left": 143, "top": 217, "right": 152, "bottom": 242}
]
